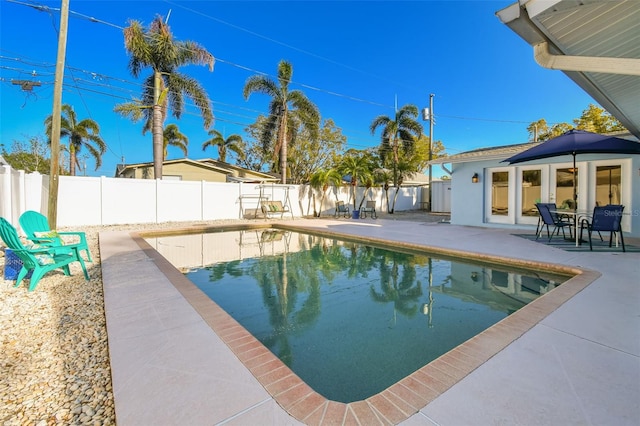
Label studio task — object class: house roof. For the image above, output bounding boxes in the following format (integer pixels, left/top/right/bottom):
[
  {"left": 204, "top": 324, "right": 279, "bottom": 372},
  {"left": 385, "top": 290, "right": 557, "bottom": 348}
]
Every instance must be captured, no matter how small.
[
  {"left": 431, "top": 130, "right": 638, "bottom": 166},
  {"left": 115, "top": 158, "right": 279, "bottom": 182},
  {"left": 496, "top": 0, "right": 640, "bottom": 139},
  {"left": 0, "top": 155, "right": 8, "bottom": 166},
  {"left": 430, "top": 142, "right": 539, "bottom": 165},
  {"left": 116, "top": 158, "right": 232, "bottom": 177}
]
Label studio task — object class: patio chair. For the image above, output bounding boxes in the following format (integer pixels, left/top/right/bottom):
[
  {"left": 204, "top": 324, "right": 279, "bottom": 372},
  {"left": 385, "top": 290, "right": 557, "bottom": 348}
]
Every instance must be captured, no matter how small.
[
  {"left": 19, "top": 210, "right": 92, "bottom": 262},
  {"left": 579, "top": 205, "right": 625, "bottom": 252},
  {"left": 534, "top": 203, "right": 557, "bottom": 236},
  {"left": 334, "top": 201, "right": 350, "bottom": 218},
  {"left": 0, "top": 218, "right": 89, "bottom": 291},
  {"left": 361, "top": 200, "right": 377, "bottom": 219},
  {"left": 535, "top": 203, "right": 573, "bottom": 242}
]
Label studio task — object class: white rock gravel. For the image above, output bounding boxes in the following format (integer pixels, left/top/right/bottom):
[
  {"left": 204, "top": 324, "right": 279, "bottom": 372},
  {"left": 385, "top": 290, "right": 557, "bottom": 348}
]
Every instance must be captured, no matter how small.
[
  {"left": 0, "top": 220, "right": 249, "bottom": 426},
  {"left": 0, "top": 212, "right": 443, "bottom": 425}
]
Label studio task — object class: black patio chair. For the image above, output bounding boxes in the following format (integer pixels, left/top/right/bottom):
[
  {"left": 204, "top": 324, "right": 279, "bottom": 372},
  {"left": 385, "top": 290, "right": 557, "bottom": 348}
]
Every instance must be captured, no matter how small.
[
  {"left": 535, "top": 203, "right": 573, "bottom": 242},
  {"left": 334, "top": 201, "right": 350, "bottom": 218},
  {"left": 579, "top": 205, "right": 625, "bottom": 252}
]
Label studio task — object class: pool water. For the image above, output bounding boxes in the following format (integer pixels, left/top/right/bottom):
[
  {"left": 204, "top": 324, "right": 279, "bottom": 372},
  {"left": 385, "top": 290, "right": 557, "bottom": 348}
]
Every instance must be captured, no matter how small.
[{"left": 156, "top": 229, "right": 567, "bottom": 403}]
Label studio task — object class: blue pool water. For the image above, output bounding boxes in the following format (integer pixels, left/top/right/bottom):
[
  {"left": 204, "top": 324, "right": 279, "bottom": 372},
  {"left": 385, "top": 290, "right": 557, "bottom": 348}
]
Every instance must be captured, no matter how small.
[{"left": 156, "top": 229, "right": 568, "bottom": 403}]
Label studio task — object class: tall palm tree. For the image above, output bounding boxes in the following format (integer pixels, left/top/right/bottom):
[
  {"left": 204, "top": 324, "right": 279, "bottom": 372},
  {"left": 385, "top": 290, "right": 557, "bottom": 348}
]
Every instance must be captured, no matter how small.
[
  {"left": 116, "top": 15, "right": 214, "bottom": 179},
  {"left": 309, "top": 168, "right": 342, "bottom": 217},
  {"left": 243, "top": 60, "right": 320, "bottom": 184},
  {"left": 44, "top": 104, "right": 106, "bottom": 176},
  {"left": 338, "top": 154, "right": 372, "bottom": 210},
  {"left": 370, "top": 104, "right": 423, "bottom": 187},
  {"left": 201, "top": 129, "right": 244, "bottom": 163},
  {"left": 163, "top": 124, "right": 188, "bottom": 160}
]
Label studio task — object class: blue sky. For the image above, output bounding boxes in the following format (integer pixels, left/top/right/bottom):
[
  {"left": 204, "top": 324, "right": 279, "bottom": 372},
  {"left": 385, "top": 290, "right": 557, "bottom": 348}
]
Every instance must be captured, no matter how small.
[{"left": 0, "top": 0, "right": 595, "bottom": 177}]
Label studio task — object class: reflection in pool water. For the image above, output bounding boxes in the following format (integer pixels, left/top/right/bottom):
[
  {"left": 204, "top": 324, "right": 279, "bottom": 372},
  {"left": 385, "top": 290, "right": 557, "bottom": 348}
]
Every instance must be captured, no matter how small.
[{"left": 151, "top": 229, "right": 568, "bottom": 403}]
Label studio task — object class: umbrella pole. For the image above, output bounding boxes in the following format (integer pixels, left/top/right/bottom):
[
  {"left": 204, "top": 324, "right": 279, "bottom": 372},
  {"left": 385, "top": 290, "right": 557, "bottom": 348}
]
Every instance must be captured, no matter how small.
[{"left": 572, "top": 153, "right": 577, "bottom": 211}]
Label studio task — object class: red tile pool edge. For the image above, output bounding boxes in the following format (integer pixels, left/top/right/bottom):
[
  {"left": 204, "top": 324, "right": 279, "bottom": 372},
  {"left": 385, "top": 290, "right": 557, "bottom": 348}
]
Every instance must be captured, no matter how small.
[{"left": 132, "top": 228, "right": 600, "bottom": 425}]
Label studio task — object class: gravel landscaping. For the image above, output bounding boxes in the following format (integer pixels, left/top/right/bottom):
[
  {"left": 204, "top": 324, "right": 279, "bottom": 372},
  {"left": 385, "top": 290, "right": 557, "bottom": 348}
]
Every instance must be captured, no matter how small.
[{"left": 0, "top": 212, "right": 446, "bottom": 425}]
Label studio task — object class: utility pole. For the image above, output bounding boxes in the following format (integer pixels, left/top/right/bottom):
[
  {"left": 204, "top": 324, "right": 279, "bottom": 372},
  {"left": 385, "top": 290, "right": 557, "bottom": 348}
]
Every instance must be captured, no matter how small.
[
  {"left": 428, "top": 94, "right": 434, "bottom": 212},
  {"left": 48, "top": 0, "right": 70, "bottom": 229},
  {"left": 422, "top": 94, "right": 435, "bottom": 212}
]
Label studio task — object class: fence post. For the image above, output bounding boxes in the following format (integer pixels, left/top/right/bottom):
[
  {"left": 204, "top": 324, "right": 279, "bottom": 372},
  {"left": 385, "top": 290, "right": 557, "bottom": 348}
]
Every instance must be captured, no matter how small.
[{"left": 1, "top": 165, "right": 13, "bottom": 223}]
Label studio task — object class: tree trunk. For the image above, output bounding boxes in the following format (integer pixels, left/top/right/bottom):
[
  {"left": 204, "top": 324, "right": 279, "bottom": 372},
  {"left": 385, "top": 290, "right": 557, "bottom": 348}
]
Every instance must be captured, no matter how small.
[
  {"left": 280, "top": 112, "right": 288, "bottom": 184},
  {"left": 391, "top": 185, "right": 401, "bottom": 213},
  {"left": 152, "top": 71, "right": 164, "bottom": 179},
  {"left": 392, "top": 138, "right": 399, "bottom": 187},
  {"left": 69, "top": 145, "right": 76, "bottom": 176}
]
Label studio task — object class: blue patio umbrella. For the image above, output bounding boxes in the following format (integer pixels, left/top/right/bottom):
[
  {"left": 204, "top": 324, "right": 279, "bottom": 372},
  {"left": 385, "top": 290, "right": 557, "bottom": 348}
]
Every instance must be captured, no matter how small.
[{"left": 504, "top": 130, "right": 640, "bottom": 207}]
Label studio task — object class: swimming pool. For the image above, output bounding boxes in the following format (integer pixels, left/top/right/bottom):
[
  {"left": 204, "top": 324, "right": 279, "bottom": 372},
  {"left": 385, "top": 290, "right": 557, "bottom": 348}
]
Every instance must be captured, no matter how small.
[{"left": 148, "top": 228, "right": 569, "bottom": 403}]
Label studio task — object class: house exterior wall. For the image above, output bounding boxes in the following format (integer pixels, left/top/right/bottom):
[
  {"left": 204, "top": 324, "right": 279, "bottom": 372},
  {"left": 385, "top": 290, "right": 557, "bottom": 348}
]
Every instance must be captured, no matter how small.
[
  {"left": 449, "top": 154, "right": 640, "bottom": 237},
  {"left": 162, "top": 163, "right": 228, "bottom": 182},
  {"left": 123, "top": 163, "right": 228, "bottom": 182}
]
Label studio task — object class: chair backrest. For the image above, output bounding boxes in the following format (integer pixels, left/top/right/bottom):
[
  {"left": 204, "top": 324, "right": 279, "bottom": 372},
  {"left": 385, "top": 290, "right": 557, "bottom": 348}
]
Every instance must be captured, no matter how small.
[
  {"left": 590, "top": 205, "right": 624, "bottom": 232},
  {"left": 0, "top": 218, "right": 40, "bottom": 270},
  {"left": 337, "top": 201, "right": 348, "bottom": 212},
  {"left": 0, "top": 218, "right": 26, "bottom": 250},
  {"left": 365, "top": 200, "right": 376, "bottom": 209},
  {"left": 19, "top": 210, "right": 51, "bottom": 239},
  {"left": 535, "top": 203, "right": 556, "bottom": 225}
]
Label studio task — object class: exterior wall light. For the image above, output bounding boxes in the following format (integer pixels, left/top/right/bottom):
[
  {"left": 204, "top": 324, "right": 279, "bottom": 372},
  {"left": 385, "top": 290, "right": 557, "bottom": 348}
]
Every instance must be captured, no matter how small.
[{"left": 472, "top": 173, "right": 479, "bottom": 183}]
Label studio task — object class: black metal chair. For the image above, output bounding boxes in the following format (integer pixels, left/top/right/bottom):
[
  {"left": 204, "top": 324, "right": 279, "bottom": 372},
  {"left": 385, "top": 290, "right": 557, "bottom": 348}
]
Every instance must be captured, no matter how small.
[
  {"left": 535, "top": 203, "right": 573, "bottom": 242},
  {"left": 579, "top": 205, "right": 625, "bottom": 252},
  {"left": 334, "top": 201, "right": 350, "bottom": 218},
  {"left": 360, "top": 200, "right": 377, "bottom": 219}
]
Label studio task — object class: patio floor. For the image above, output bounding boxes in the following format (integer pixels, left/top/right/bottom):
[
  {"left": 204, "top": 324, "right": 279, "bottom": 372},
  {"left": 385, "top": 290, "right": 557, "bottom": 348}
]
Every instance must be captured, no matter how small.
[{"left": 100, "top": 217, "right": 640, "bottom": 425}]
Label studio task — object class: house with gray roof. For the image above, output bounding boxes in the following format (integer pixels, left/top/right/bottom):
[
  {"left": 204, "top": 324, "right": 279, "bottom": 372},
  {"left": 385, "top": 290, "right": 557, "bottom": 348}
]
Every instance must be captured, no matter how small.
[{"left": 431, "top": 132, "right": 640, "bottom": 238}]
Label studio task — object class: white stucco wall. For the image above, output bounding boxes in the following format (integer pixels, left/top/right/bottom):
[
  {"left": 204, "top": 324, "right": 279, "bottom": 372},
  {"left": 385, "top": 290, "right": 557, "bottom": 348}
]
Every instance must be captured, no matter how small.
[{"left": 449, "top": 154, "right": 640, "bottom": 238}]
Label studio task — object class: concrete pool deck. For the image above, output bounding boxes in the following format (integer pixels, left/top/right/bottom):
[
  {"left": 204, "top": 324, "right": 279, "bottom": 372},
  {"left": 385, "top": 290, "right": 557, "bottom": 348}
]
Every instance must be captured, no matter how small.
[{"left": 100, "top": 218, "right": 640, "bottom": 425}]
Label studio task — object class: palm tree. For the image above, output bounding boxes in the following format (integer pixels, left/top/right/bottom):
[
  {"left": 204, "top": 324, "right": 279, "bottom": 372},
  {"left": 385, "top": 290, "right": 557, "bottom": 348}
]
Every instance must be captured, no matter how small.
[
  {"left": 309, "top": 168, "right": 342, "bottom": 217},
  {"left": 116, "top": 15, "right": 214, "bottom": 179},
  {"left": 338, "top": 154, "right": 372, "bottom": 210},
  {"left": 201, "top": 129, "right": 244, "bottom": 163},
  {"left": 243, "top": 60, "right": 320, "bottom": 184},
  {"left": 390, "top": 159, "right": 415, "bottom": 213},
  {"left": 163, "top": 124, "right": 188, "bottom": 160},
  {"left": 370, "top": 104, "right": 423, "bottom": 187},
  {"left": 374, "top": 168, "right": 393, "bottom": 213},
  {"left": 44, "top": 104, "right": 106, "bottom": 176}
]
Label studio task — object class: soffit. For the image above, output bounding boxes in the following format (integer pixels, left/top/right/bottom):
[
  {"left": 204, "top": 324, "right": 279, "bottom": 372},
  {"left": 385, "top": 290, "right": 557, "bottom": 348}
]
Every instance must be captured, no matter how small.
[{"left": 498, "top": 0, "right": 640, "bottom": 138}]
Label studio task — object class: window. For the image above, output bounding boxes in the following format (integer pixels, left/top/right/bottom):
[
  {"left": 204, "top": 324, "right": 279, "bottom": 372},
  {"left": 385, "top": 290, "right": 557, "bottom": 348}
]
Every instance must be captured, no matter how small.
[
  {"left": 491, "top": 171, "right": 509, "bottom": 216},
  {"left": 596, "top": 165, "right": 621, "bottom": 206},
  {"left": 555, "top": 167, "right": 576, "bottom": 209},
  {"left": 521, "top": 170, "right": 541, "bottom": 217}
]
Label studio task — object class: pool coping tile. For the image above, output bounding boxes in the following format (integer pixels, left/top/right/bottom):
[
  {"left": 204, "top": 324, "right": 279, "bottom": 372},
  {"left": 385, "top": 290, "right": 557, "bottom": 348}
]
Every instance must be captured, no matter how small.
[{"left": 122, "top": 226, "right": 602, "bottom": 425}]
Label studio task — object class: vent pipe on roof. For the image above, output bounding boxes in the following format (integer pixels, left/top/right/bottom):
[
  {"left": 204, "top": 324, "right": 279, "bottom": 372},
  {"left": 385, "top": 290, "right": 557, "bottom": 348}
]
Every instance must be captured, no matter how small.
[{"left": 533, "top": 41, "right": 640, "bottom": 76}]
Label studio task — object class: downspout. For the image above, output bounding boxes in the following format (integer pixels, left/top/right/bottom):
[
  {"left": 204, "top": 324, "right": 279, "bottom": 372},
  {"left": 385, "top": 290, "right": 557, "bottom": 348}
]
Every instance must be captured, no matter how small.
[{"left": 533, "top": 41, "right": 640, "bottom": 76}]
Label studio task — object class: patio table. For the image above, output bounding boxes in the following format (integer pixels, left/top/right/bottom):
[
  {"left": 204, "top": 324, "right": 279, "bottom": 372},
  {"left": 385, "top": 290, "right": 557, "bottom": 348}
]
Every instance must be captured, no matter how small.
[{"left": 551, "top": 209, "right": 592, "bottom": 247}]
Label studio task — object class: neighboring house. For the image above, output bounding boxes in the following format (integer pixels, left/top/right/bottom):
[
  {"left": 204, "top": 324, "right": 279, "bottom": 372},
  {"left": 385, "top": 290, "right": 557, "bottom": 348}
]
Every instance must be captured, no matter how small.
[
  {"left": 115, "top": 158, "right": 278, "bottom": 183},
  {"left": 431, "top": 134, "right": 640, "bottom": 237},
  {"left": 0, "top": 155, "right": 9, "bottom": 167}
]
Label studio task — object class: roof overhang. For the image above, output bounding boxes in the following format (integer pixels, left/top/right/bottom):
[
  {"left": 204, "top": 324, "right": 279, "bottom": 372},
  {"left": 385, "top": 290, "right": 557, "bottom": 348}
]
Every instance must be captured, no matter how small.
[{"left": 496, "top": 0, "right": 640, "bottom": 139}]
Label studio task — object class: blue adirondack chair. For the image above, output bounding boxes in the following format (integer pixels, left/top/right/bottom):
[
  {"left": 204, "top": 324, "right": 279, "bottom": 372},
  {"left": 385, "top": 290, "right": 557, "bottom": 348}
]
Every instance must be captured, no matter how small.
[
  {"left": 19, "top": 210, "right": 92, "bottom": 262},
  {"left": 0, "top": 218, "right": 89, "bottom": 291}
]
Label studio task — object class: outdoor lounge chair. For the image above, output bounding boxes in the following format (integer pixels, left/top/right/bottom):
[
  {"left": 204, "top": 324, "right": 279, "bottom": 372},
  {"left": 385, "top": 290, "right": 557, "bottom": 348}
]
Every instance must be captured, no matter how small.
[
  {"left": 535, "top": 203, "right": 573, "bottom": 242},
  {"left": 19, "top": 210, "right": 92, "bottom": 262},
  {"left": 334, "top": 201, "right": 350, "bottom": 218},
  {"left": 360, "top": 200, "right": 377, "bottom": 219},
  {"left": 579, "top": 205, "right": 625, "bottom": 252},
  {"left": 0, "top": 217, "right": 89, "bottom": 291}
]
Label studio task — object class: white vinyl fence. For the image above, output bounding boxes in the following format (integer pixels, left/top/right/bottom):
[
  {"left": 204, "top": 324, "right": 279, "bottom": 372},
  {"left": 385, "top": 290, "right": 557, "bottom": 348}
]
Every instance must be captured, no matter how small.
[{"left": 0, "top": 166, "right": 424, "bottom": 229}]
